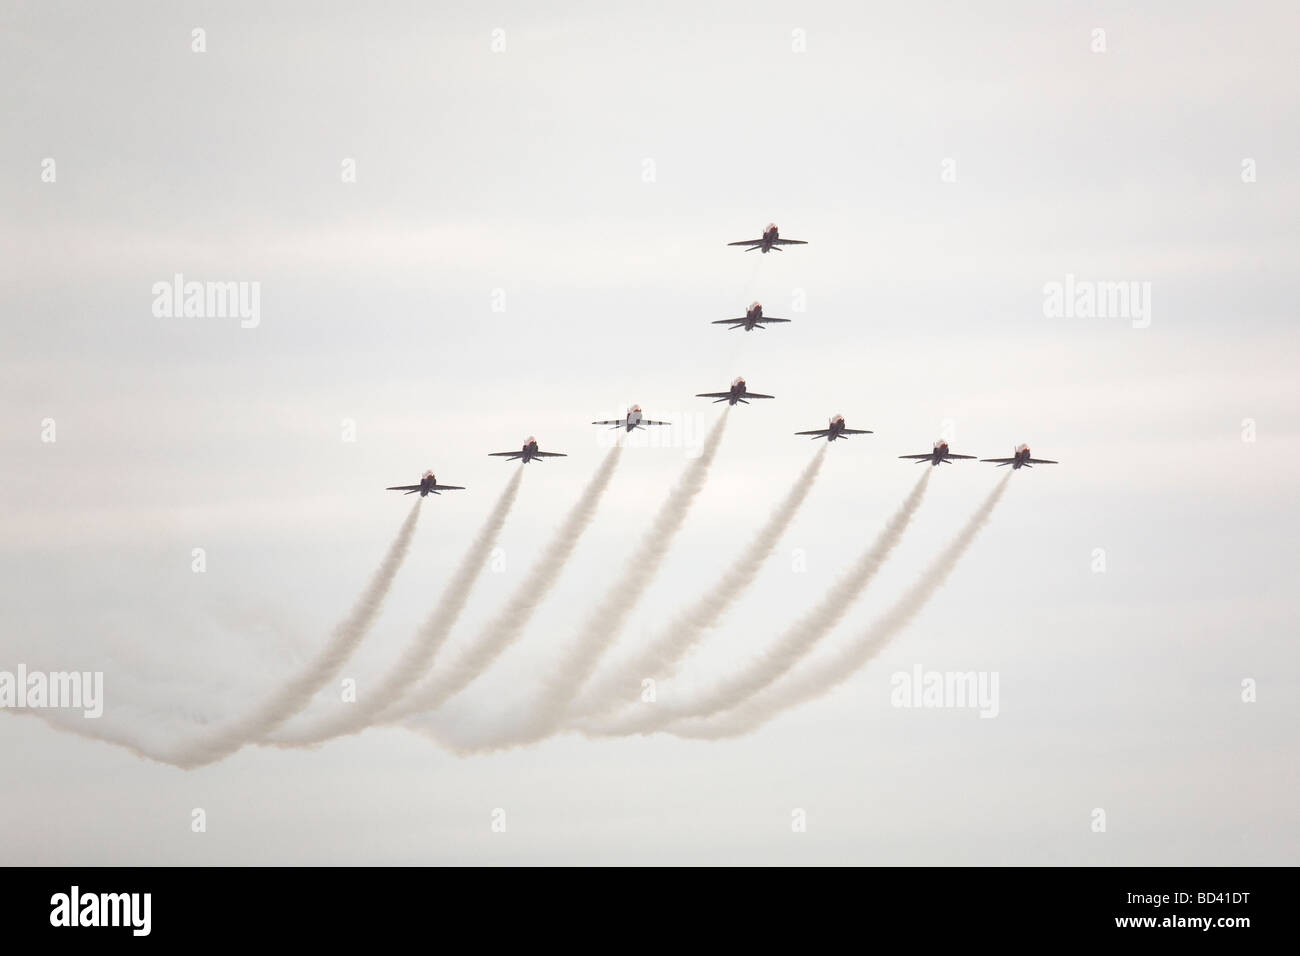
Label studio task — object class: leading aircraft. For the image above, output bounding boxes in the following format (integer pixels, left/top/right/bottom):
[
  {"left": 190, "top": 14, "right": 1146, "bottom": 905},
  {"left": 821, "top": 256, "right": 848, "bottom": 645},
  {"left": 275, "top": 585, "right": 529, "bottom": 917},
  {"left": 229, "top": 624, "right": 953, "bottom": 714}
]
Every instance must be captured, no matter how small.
[
  {"left": 712, "top": 301, "right": 791, "bottom": 331},
  {"left": 980, "top": 444, "right": 1059, "bottom": 469},
  {"left": 592, "top": 405, "right": 671, "bottom": 432},
  {"left": 727, "top": 223, "right": 808, "bottom": 254},
  {"left": 696, "top": 377, "right": 775, "bottom": 405},
  {"left": 899, "top": 440, "right": 978, "bottom": 466},
  {"left": 386, "top": 470, "right": 466, "bottom": 496},
  {"left": 795, "top": 414, "right": 872, "bottom": 442},
  {"left": 489, "top": 437, "right": 568, "bottom": 464}
]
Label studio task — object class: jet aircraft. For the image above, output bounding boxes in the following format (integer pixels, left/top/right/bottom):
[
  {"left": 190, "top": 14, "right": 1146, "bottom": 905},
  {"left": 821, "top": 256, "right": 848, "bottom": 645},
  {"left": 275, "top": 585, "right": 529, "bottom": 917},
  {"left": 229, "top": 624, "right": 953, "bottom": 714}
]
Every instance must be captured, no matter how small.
[
  {"left": 727, "top": 223, "right": 807, "bottom": 254},
  {"left": 712, "top": 301, "right": 791, "bottom": 331},
  {"left": 899, "top": 440, "right": 978, "bottom": 466},
  {"left": 980, "top": 444, "right": 1058, "bottom": 469},
  {"left": 489, "top": 437, "right": 568, "bottom": 463},
  {"left": 695, "top": 377, "right": 775, "bottom": 405},
  {"left": 386, "top": 470, "right": 466, "bottom": 496},
  {"left": 794, "top": 415, "right": 873, "bottom": 441},
  {"left": 592, "top": 405, "right": 671, "bottom": 432}
]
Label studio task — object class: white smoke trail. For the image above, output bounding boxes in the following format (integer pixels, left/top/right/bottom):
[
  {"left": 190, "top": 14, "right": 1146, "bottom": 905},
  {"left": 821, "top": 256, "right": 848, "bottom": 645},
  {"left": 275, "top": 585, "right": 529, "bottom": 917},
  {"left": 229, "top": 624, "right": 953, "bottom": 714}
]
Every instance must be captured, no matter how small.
[
  {"left": 266, "top": 469, "right": 524, "bottom": 747},
  {"left": 161, "top": 500, "right": 424, "bottom": 767},
  {"left": 671, "top": 472, "right": 1011, "bottom": 740},
  {"left": 582, "top": 468, "right": 931, "bottom": 737},
  {"left": 571, "top": 443, "right": 826, "bottom": 720},
  {"left": 18, "top": 501, "right": 424, "bottom": 768},
  {"left": 5, "top": 707, "right": 173, "bottom": 764},
  {"left": 438, "top": 412, "right": 732, "bottom": 752},
  {"left": 384, "top": 444, "right": 623, "bottom": 722}
]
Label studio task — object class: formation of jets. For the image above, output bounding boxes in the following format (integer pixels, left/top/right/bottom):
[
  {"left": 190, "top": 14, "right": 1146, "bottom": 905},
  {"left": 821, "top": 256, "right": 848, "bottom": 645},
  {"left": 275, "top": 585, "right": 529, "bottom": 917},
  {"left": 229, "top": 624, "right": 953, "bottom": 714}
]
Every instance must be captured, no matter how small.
[{"left": 387, "top": 223, "right": 1058, "bottom": 496}]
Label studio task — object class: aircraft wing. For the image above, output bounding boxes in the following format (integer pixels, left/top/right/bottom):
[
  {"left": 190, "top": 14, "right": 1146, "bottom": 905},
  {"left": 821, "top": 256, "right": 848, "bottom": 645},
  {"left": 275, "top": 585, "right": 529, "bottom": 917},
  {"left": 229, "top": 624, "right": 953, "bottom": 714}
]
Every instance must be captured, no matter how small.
[
  {"left": 759, "top": 317, "right": 791, "bottom": 323},
  {"left": 795, "top": 429, "right": 830, "bottom": 437},
  {"left": 696, "top": 392, "right": 731, "bottom": 399},
  {"left": 898, "top": 454, "right": 932, "bottom": 460},
  {"left": 641, "top": 419, "right": 671, "bottom": 426},
  {"left": 592, "top": 420, "right": 627, "bottom": 426},
  {"left": 947, "top": 454, "right": 978, "bottom": 460},
  {"left": 386, "top": 485, "right": 422, "bottom": 493},
  {"left": 727, "top": 239, "right": 763, "bottom": 247},
  {"left": 534, "top": 451, "right": 567, "bottom": 458},
  {"left": 743, "top": 392, "right": 775, "bottom": 399},
  {"left": 1026, "top": 458, "right": 1058, "bottom": 465},
  {"left": 841, "top": 428, "right": 872, "bottom": 434},
  {"left": 431, "top": 484, "right": 466, "bottom": 491},
  {"left": 489, "top": 452, "right": 522, "bottom": 458},
  {"left": 711, "top": 318, "right": 748, "bottom": 324},
  {"left": 980, "top": 457, "right": 1017, "bottom": 465},
  {"left": 772, "top": 239, "right": 808, "bottom": 245}
]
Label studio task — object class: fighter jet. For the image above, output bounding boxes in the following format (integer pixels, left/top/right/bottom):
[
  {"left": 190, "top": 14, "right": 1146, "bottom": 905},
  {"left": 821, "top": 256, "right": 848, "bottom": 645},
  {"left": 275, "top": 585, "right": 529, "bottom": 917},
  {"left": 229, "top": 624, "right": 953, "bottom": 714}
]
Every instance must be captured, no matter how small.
[
  {"left": 899, "top": 440, "right": 978, "bottom": 466},
  {"left": 489, "top": 437, "right": 568, "bottom": 464},
  {"left": 592, "top": 405, "right": 671, "bottom": 432},
  {"left": 795, "top": 414, "right": 873, "bottom": 441},
  {"left": 727, "top": 223, "right": 808, "bottom": 254},
  {"left": 386, "top": 470, "right": 466, "bottom": 496},
  {"left": 696, "top": 377, "right": 775, "bottom": 405},
  {"left": 980, "top": 444, "right": 1058, "bottom": 469},
  {"left": 712, "top": 301, "right": 791, "bottom": 331}
]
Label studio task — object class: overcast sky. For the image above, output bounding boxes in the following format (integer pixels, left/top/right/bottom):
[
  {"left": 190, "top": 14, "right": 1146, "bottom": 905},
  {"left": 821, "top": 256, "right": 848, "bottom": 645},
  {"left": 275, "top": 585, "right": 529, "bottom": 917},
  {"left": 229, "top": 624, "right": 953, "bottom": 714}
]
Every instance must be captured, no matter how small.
[{"left": 2, "top": 0, "right": 1297, "bottom": 864}]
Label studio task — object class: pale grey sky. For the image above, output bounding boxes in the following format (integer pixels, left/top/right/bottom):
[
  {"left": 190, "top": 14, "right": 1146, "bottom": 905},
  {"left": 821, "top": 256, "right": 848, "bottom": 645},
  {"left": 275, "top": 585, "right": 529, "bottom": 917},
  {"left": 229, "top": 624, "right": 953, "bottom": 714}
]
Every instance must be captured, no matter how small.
[{"left": 1, "top": 0, "right": 1297, "bottom": 864}]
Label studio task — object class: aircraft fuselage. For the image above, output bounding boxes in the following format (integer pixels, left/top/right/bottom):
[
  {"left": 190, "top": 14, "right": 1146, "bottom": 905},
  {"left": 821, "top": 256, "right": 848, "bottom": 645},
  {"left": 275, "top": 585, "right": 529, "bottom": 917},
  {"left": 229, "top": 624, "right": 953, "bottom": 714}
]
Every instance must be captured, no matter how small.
[{"left": 928, "top": 442, "right": 953, "bottom": 465}]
